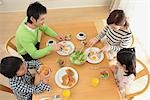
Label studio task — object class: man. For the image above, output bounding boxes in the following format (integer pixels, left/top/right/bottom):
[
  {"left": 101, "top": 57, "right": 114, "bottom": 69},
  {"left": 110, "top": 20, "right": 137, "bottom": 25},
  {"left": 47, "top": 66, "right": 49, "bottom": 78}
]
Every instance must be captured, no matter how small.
[{"left": 16, "top": 2, "right": 65, "bottom": 61}]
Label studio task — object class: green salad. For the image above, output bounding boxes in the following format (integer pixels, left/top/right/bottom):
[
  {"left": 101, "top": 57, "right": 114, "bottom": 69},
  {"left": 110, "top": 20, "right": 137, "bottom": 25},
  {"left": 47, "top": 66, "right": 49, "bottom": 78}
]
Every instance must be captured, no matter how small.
[
  {"left": 69, "top": 51, "right": 87, "bottom": 65},
  {"left": 100, "top": 71, "right": 109, "bottom": 79}
]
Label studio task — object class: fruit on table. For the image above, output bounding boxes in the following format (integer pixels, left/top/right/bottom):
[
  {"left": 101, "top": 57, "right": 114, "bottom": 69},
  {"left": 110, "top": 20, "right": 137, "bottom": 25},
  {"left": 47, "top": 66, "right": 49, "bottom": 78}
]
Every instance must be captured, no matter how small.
[
  {"left": 43, "top": 69, "right": 49, "bottom": 75},
  {"left": 38, "top": 65, "right": 50, "bottom": 75},
  {"left": 69, "top": 51, "right": 87, "bottom": 65}
]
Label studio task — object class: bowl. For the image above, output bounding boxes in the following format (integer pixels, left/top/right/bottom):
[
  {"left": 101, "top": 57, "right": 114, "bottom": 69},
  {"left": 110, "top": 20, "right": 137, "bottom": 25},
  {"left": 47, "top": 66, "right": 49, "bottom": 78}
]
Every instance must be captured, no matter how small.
[
  {"left": 69, "top": 51, "right": 87, "bottom": 65},
  {"left": 100, "top": 70, "right": 109, "bottom": 79}
]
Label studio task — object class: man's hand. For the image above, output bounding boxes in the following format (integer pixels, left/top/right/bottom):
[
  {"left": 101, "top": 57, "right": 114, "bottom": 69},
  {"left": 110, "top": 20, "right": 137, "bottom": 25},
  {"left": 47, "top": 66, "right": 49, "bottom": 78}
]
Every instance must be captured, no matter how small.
[
  {"left": 56, "top": 34, "right": 66, "bottom": 41},
  {"left": 52, "top": 43, "right": 64, "bottom": 51}
]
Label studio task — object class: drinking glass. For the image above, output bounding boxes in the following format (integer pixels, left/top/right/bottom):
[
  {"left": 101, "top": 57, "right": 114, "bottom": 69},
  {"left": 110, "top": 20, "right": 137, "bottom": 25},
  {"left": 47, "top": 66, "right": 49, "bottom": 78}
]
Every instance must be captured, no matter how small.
[{"left": 91, "top": 77, "right": 100, "bottom": 87}]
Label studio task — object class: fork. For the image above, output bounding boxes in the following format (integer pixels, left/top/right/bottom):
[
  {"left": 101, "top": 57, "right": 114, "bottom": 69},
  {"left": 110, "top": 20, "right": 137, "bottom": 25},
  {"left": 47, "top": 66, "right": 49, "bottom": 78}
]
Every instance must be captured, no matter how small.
[
  {"left": 96, "top": 50, "right": 103, "bottom": 58},
  {"left": 52, "top": 95, "right": 61, "bottom": 100},
  {"left": 40, "top": 95, "right": 61, "bottom": 100}
]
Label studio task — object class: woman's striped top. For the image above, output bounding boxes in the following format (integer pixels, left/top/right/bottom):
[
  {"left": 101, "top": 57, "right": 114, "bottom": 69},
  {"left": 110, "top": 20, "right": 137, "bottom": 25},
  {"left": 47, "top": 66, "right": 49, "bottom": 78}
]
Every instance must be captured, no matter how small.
[{"left": 96, "top": 25, "right": 132, "bottom": 52}]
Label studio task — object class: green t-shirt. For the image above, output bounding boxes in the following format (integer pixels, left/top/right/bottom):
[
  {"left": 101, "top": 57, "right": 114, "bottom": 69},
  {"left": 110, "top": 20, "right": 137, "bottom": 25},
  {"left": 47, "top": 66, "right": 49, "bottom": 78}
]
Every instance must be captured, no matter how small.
[{"left": 16, "top": 18, "right": 57, "bottom": 59}]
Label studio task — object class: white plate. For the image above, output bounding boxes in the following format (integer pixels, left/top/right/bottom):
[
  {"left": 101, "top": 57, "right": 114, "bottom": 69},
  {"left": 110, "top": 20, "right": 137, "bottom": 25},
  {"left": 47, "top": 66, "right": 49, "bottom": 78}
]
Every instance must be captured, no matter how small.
[
  {"left": 85, "top": 47, "right": 104, "bottom": 64},
  {"left": 46, "top": 39, "right": 56, "bottom": 46},
  {"left": 55, "top": 67, "right": 78, "bottom": 89},
  {"left": 57, "top": 41, "right": 75, "bottom": 56}
]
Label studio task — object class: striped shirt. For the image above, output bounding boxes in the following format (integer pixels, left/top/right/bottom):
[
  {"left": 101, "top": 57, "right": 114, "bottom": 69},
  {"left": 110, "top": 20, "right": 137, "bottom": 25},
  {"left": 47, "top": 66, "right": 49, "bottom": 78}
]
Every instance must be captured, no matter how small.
[{"left": 96, "top": 25, "right": 132, "bottom": 52}]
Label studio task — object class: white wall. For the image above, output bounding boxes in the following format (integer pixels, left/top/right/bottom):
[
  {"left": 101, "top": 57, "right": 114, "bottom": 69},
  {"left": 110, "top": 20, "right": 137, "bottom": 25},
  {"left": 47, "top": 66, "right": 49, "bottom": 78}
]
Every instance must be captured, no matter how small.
[
  {"left": 0, "top": 0, "right": 111, "bottom": 12},
  {"left": 119, "top": 0, "right": 150, "bottom": 56}
]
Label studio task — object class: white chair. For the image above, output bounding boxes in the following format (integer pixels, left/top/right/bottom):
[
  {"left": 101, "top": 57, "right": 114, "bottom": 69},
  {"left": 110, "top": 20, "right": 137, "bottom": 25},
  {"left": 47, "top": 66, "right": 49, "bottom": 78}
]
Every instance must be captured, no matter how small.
[
  {"left": 0, "top": 84, "right": 13, "bottom": 94},
  {"left": 126, "top": 59, "right": 150, "bottom": 100},
  {"left": 130, "top": 33, "right": 135, "bottom": 48},
  {"left": 4, "top": 34, "right": 38, "bottom": 80},
  {"left": 4, "top": 34, "right": 23, "bottom": 59}
]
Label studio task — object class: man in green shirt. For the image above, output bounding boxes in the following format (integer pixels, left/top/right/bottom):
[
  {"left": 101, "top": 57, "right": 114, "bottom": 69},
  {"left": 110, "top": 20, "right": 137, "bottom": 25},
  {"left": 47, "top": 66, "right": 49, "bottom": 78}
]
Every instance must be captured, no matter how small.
[{"left": 16, "top": 2, "right": 65, "bottom": 61}]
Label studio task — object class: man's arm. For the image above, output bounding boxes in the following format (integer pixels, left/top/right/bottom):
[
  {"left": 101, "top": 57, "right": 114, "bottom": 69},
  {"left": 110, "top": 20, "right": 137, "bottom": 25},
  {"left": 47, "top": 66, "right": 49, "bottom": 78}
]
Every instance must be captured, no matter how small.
[
  {"left": 39, "top": 24, "right": 57, "bottom": 37},
  {"left": 20, "top": 36, "right": 52, "bottom": 59}
]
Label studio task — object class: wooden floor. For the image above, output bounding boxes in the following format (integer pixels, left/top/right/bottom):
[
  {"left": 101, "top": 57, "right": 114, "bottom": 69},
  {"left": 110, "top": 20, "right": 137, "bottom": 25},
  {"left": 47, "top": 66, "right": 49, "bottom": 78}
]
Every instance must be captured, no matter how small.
[
  {"left": 0, "top": 6, "right": 150, "bottom": 100},
  {"left": 0, "top": 6, "right": 108, "bottom": 44}
]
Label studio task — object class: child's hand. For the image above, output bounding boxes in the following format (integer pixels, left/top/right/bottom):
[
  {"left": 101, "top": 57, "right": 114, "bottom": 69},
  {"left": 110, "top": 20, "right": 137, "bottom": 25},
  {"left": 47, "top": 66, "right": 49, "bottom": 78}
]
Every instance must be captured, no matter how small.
[
  {"left": 34, "top": 73, "right": 42, "bottom": 85},
  {"left": 40, "top": 70, "right": 51, "bottom": 84},
  {"left": 110, "top": 65, "right": 117, "bottom": 74},
  {"left": 56, "top": 34, "right": 66, "bottom": 41},
  {"left": 88, "top": 37, "right": 99, "bottom": 46},
  {"left": 42, "top": 76, "right": 50, "bottom": 85},
  {"left": 52, "top": 43, "right": 64, "bottom": 51}
]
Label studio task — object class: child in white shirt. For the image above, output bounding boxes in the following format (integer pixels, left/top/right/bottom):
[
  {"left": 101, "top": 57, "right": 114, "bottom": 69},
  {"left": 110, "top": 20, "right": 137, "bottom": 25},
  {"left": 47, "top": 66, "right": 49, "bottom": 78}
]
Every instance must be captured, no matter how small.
[{"left": 110, "top": 48, "right": 136, "bottom": 99}]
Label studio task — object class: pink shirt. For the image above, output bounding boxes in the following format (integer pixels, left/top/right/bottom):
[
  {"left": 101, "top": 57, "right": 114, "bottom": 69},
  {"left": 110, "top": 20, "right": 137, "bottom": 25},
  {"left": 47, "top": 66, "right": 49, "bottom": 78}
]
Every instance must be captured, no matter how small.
[{"left": 114, "top": 64, "right": 135, "bottom": 98}]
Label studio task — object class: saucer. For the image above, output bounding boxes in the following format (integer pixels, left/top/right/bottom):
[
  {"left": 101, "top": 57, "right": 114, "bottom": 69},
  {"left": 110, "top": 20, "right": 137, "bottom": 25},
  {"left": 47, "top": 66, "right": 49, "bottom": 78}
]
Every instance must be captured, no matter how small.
[{"left": 76, "top": 32, "right": 86, "bottom": 40}]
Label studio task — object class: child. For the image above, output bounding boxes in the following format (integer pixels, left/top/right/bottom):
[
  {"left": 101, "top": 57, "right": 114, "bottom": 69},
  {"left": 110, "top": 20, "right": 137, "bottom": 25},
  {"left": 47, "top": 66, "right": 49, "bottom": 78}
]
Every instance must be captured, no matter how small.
[
  {"left": 89, "top": 9, "right": 132, "bottom": 60},
  {"left": 0, "top": 56, "right": 50, "bottom": 100},
  {"left": 110, "top": 48, "right": 136, "bottom": 99}
]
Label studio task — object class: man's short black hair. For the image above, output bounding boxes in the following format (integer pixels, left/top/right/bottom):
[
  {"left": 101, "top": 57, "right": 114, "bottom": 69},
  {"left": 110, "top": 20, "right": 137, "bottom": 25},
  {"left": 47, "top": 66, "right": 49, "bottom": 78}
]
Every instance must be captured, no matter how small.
[
  {"left": 27, "top": 2, "right": 47, "bottom": 24},
  {"left": 0, "top": 56, "right": 23, "bottom": 78}
]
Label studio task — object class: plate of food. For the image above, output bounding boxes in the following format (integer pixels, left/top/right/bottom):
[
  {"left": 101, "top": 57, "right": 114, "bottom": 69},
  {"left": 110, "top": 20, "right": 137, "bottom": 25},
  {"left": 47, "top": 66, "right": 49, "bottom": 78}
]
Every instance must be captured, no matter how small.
[
  {"left": 69, "top": 51, "right": 87, "bottom": 65},
  {"left": 85, "top": 47, "right": 104, "bottom": 64},
  {"left": 55, "top": 67, "right": 78, "bottom": 89},
  {"left": 57, "top": 41, "right": 75, "bottom": 56},
  {"left": 46, "top": 39, "right": 56, "bottom": 46}
]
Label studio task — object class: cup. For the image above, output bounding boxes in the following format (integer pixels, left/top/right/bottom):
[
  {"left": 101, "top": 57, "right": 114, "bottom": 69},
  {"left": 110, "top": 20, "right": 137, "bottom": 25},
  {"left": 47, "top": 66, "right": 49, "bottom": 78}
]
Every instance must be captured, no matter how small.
[
  {"left": 91, "top": 77, "right": 100, "bottom": 87},
  {"left": 47, "top": 39, "right": 56, "bottom": 46},
  {"left": 76, "top": 32, "right": 86, "bottom": 40},
  {"left": 62, "top": 89, "right": 71, "bottom": 97}
]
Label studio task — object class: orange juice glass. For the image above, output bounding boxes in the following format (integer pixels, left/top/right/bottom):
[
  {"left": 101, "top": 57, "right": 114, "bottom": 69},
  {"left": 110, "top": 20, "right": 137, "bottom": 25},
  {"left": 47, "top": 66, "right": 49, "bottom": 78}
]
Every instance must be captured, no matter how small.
[
  {"left": 91, "top": 77, "right": 100, "bottom": 87},
  {"left": 62, "top": 89, "right": 71, "bottom": 97}
]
